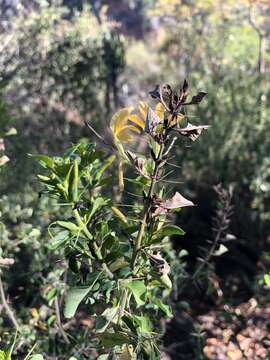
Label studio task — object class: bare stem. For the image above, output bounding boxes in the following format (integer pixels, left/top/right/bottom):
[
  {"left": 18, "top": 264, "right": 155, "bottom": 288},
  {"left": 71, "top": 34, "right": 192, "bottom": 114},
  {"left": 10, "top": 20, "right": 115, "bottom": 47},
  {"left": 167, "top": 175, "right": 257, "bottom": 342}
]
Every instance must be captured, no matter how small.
[
  {"left": 0, "top": 271, "right": 20, "bottom": 331},
  {"left": 118, "top": 288, "right": 128, "bottom": 323},
  {"left": 54, "top": 296, "right": 70, "bottom": 344}
]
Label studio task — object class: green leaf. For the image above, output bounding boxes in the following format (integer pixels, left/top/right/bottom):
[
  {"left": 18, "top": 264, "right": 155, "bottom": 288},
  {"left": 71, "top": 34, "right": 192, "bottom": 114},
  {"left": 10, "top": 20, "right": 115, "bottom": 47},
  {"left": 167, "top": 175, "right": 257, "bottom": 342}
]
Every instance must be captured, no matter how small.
[
  {"left": 64, "top": 286, "right": 92, "bottom": 318},
  {"left": 56, "top": 221, "right": 80, "bottom": 233},
  {"left": 132, "top": 315, "right": 153, "bottom": 333},
  {"left": 264, "top": 273, "right": 270, "bottom": 286},
  {"left": 97, "top": 355, "right": 108, "bottom": 360},
  {"left": 179, "top": 249, "right": 188, "bottom": 258},
  {"left": 98, "top": 332, "right": 129, "bottom": 347},
  {"left": 4, "top": 128, "right": 17, "bottom": 136},
  {"left": 48, "top": 230, "right": 69, "bottom": 250},
  {"left": 152, "top": 298, "right": 172, "bottom": 317},
  {"left": 29, "top": 154, "right": 54, "bottom": 168},
  {"left": 160, "top": 274, "right": 172, "bottom": 290},
  {"left": 0, "top": 350, "right": 9, "bottom": 360},
  {"left": 64, "top": 273, "right": 101, "bottom": 318},
  {"left": 96, "top": 307, "right": 119, "bottom": 333},
  {"left": 95, "top": 154, "right": 116, "bottom": 181},
  {"left": 155, "top": 225, "right": 185, "bottom": 238},
  {"left": 68, "top": 160, "right": 79, "bottom": 203},
  {"left": 29, "top": 355, "right": 44, "bottom": 360},
  {"left": 124, "top": 280, "right": 147, "bottom": 306},
  {"left": 88, "top": 197, "right": 106, "bottom": 220}
]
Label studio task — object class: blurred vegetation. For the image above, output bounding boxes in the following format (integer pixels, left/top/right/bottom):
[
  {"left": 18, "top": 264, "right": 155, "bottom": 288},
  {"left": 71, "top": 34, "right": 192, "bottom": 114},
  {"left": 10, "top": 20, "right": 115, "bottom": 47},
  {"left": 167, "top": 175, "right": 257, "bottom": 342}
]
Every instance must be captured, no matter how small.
[{"left": 0, "top": 0, "right": 270, "bottom": 359}]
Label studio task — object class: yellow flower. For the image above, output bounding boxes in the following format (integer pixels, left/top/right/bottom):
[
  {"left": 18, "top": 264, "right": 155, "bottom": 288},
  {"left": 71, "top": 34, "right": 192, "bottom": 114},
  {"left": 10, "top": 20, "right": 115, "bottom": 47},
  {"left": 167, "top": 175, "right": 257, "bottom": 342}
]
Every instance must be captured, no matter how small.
[
  {"left": 109, "top": 102, "right": 184, "bottom": 191},
  {"left": 110, "top": 107, "right": 141, "bottom": 143},
  {"left": 110, "top": 106, "right": 145, "bottom": 191}
]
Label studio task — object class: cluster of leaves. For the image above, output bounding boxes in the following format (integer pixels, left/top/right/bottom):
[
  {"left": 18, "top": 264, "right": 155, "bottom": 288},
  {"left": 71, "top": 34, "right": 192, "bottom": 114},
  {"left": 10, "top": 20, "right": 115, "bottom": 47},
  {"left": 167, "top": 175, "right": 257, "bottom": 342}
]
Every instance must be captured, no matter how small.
[{"left": 36, "top": 79, "right": 208, "bottom": 358}]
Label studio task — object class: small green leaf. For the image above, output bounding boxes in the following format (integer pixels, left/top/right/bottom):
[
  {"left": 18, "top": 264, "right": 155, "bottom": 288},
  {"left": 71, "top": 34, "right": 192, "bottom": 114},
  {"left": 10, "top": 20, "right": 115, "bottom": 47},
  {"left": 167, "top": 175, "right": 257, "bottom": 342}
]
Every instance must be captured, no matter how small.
[
  {"left": 155, "top": 225, "right": 185, "bottom": 238},
  {"left": 179, "top": 249, "right": 188, "bottom": 258},
  {"left": 264, "top": 273, "right": 270, "bottom": 286},
  {"left": 64, "top": 273, "right": 101, "bottom": 318},
  {"left": 29, "top": 355, "right": 44, "bottom": 360},
  {"left": 160, "top": 274, "right": 172, "bottom": 290},
  {"left": 109, "top": 257, "right": 129, "bottom": 272},
  {"left": 68, "top": 160, "right": 79, "bottom": 203},
  {"left": 88, "top": 198, "right": 106, "bottom": 220},
  {"left": 97, "top": 355, "right": 108, "bottom": 360},
  {"left": 48, "top": 230, "right": 69, "bottom": 250},
  {"left": 30, "top": 154, "right": 54, "bottom": 168},
  {"left": 64, "top": 286, "right": 92, "bottom": 318},
  {"left": 132, "top": 315, "right": 153, "bottom": 333},
  {"left": 96, "top": 307, "right": 119, "bottom": 333},
  {"left": 56, "top": 221, "right": 80, "bottom": 233},
  {"left": 98, "top": 332, "right": 129, "bottom": 347},
  {"left": 124, "top": 280, "right": 147, "bottom": 306},
  {"left": 0, "top": 350, "right": 8, "bottom": 360},
  {"left": 152, "top": 299, "right": 172, "bottom": 317},
  {"left": 4, "top": 128, "right": 17, "bottom": 136},
  {"left": 95, "top": 154, "right": 116, "bottom": 181}
]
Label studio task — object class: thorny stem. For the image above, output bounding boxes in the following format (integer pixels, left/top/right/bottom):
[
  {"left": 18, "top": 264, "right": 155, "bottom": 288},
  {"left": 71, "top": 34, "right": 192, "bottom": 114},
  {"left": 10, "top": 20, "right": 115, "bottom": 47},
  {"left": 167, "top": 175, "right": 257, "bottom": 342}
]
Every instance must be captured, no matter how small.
[
  {"left": 0, "top": 271, "right": 20, "bottom": 331},
  {"left": 131, "top": 143, "right": 165, "bottom": 269},
  {"left": 72, "top": 209, "right": 113, "bottom": 279}
]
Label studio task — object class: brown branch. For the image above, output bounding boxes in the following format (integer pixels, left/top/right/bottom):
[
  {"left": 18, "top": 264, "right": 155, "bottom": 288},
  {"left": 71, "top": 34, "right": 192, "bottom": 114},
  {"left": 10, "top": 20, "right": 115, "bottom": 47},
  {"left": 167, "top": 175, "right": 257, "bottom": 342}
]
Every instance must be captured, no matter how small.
[{"left": 0, "top": 271, "right": 20, "bottom": 331}]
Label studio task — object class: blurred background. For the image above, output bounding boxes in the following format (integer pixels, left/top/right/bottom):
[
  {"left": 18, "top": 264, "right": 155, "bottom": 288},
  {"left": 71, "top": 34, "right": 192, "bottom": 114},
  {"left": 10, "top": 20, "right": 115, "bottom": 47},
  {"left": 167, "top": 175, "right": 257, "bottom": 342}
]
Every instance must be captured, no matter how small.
[{"left": 0, "top": 0, "right": 270, "bottom": 359}]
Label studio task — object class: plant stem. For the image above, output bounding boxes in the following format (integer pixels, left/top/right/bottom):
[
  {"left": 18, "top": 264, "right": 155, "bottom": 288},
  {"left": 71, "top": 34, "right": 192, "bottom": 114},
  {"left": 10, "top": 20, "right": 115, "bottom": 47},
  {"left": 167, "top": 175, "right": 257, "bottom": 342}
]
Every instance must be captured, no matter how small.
[
  {"left": 72, "top": 209, "right": 113, "bottom": 279},
  {"left": 131, "top": 144, "right": 165, "bottom": 268},
  {"left": 0, "top": 272, "right": 20, "bottom": 331},
  {"left": 118, "top": 288, "right": 128, "bottom": 323},
  {"left": 54, "top": 296, "right": 70, "bottom": 344}
]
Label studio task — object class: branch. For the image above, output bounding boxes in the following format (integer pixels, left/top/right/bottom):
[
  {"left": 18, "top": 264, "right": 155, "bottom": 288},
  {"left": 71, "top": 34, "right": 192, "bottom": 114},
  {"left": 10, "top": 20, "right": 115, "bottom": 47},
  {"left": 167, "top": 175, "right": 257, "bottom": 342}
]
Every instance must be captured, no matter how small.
[
  {"left": 0, "top": 271, "right": 20, "bottom": 331},
  {"left": 54, "top": 296, "right": 70, "bottom": 344}
]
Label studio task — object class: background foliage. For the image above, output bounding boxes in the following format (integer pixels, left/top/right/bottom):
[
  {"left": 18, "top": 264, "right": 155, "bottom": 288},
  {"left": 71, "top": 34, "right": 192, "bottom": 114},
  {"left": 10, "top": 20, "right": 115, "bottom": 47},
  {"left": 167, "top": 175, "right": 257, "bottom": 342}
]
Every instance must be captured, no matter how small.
[{"left": 0, "top": 0, "right": 269, "bottom": 359}]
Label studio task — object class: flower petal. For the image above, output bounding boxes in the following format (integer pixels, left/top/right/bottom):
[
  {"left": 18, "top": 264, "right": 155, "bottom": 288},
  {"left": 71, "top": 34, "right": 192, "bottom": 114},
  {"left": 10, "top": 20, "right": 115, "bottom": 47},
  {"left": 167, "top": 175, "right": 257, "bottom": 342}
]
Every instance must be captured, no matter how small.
[
  {"left": 138, "top": 101, "right": 148, "bottom": 121},
  {"left": 110, "top": 107, "right": 134, "bottom": 134},
  {"left": 128, "top": 114, "right": 145, "bottom": 129},
  {"left": 116, "top": 125, "right": 140, "bottom": 137},
  {"left": 155, "top": 103, "right": 166, "bottom": 120}
]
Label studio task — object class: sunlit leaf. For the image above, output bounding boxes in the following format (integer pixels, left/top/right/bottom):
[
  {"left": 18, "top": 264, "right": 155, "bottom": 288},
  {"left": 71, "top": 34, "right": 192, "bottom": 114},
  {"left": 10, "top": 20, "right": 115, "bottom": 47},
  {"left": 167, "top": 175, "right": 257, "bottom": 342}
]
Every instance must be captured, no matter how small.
[
  {"left": 155, "top": 224, "right": 185, "bottom": 238},
  {"left": 124, "top": 280, "right": 147, "bottom": 306}
]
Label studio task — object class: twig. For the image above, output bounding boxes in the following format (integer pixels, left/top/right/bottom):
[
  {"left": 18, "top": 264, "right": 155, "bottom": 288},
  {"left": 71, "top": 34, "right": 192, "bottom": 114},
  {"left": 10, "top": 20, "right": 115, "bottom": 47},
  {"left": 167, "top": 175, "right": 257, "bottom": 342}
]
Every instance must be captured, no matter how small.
[
  {"left": 0, "top": 272, "right": 20, "bottom": 331},
  {"left": 54, "top": 296, "right": 70, "bottom": 344}
]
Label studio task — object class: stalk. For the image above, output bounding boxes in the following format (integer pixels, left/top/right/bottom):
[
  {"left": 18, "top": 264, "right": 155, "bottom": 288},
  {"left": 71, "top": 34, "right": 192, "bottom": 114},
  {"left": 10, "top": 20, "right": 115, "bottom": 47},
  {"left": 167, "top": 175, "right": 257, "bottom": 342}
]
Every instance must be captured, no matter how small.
[
  {"left": 118, "top": 288, "right": 128, "bottom": 323},
  {"left": 131, "top": 144, "right": 165, "bottom": 268}
]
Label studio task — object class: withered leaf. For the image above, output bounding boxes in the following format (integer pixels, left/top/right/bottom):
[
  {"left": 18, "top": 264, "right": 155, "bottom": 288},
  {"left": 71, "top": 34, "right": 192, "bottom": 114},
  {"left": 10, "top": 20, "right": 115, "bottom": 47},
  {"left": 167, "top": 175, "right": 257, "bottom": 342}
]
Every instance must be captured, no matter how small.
[
  {"left": 184, "top": 91, "right": 207, "bottom": 105},
  {"left": 126, "top": 150, "right": 149, "bottom": 178},
  {"left": 149, "top": 85, "right": 161, "bottom": 100},
  {"left": 149, "top": 252, "right": 170, "bottom": 275},
  {"left": 145, "top": 107, "right": 163, "bottom": 141},
  {"left": 175, "top": 122, "right": 210, "bottom": 141},
  {"left": 163, "top": 192, "right": 194, "bottom": 209},
  {"left": 153, "top": 192, "right": 194, "bottom": 216}
]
